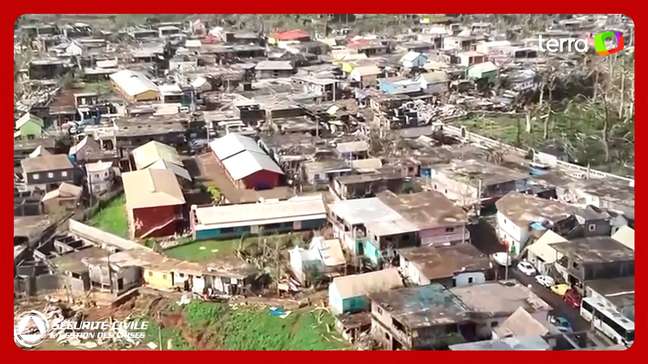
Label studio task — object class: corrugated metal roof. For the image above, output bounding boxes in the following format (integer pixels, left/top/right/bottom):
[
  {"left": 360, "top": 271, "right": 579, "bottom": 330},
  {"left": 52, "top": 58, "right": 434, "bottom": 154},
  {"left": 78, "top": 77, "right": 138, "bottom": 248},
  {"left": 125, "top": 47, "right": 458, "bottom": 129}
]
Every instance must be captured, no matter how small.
[
  {"left": 122, "top": 169, "right": 185, "bottom": 209},
  {"left": 132, "top": 140, "right": 183, "bottom": 170},
  {"left": 194, "top": 194, "right": 325, "bottom": 228},
  {"left": 221, "top": 150, "right": 284, "bottom": 180},
  {"left": 209, "top": 133, "right": 264, "bottom": 160},
  {"left": 109, "top": 69, "right": 159, "bottom": 97},
  {"left": 331, "top": 268, "right": 403, "bottom": 299}
]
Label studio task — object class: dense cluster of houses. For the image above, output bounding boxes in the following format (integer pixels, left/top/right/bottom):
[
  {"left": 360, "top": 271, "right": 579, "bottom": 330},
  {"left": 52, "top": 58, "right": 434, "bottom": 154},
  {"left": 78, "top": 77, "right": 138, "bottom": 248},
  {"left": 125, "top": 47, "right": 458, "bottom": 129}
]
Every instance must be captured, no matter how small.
[{"left": 14, "top": 14, "right": 634, "bottom": 350}]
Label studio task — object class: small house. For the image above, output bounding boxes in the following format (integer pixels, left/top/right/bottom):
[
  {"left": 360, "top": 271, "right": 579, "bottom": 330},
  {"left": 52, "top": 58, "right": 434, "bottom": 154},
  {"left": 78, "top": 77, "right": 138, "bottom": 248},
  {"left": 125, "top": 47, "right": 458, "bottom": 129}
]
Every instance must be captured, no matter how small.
[
  {"left": 255, "top": 61, "right": 295, "bottom": 79},
  {"left": 41, "top": 182, "right": 83, "bottom": 215},
  {"left": 328, "top": 268, "right": 403, "bottom": 315},
  {"left": 21, "top": 154, "right": 76, "bottom": 192},
  {"left": 349, "top": 65, "right": 381, "bottom": 88},
  {"left": 400, "top": 51, "right": 428, "bottom": 69},
  {"left": 467, "top": 61, "right": 498, "bottom": 82},
  {"left": 14, "top": 113, "right": 44, "bottom": 140}
]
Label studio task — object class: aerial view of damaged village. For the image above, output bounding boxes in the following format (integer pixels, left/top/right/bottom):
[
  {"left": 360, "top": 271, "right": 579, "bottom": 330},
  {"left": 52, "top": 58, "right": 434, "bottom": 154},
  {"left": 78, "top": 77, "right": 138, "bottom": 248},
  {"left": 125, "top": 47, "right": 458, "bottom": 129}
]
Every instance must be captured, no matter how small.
[{"left": 13, "top": 14, "right": 634, "bottom": 351}]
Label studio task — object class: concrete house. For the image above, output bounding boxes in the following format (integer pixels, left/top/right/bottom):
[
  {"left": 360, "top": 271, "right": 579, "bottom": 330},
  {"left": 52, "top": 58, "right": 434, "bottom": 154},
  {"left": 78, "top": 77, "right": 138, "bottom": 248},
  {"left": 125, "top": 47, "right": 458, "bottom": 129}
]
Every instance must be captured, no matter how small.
[
  {"left": 451, "top": 280, "right": 552, "bottom": 340},
  {"left": 458, "top": 51, "right": 487, "bottom": 67},
  {"left": 328, "top": 268, "right": 403, "bottom": 315},
  {"left": 15, "top": 113, "right": 44, "bottom": 140},
  {"left": 399, "top": 244, "right": 491, "bottom": 287},
  {"left": 416, "top": 71, "right": 449, "bottom": 95},
  {"left": 21, "top": 154, "right": 76, "bottom": 192},
  {"left": 467, "top": 61, "right": 498, "bottom": 81},
  {"left": 370, "top": 284, "right": 471, "bottom": 350},
  {"left": 495, "top": 192, "right": 611, "bottom": 257},
  {"left": 85, "top": 160, "right": 115, "bottom": 196},
  {"left": 255, "top": 61, "right": 295, "bottom": 79},
  {"left": 551, "top": 237, "right": 634, "bottom": 292},
  {"left": 349, "top": 65, "right": 381, "bottom": 88},
  {"left": 122, "top": 169, "right": 186, "bottom": 239}
]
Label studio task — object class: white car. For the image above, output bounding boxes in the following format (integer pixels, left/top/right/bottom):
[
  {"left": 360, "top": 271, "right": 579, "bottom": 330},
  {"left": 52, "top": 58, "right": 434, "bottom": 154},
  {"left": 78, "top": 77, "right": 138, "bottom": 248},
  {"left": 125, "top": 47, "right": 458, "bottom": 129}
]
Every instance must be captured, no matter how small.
[
  {"left": 535, "top": 275, "right": 556, "bottom": 288},
  {"left": 517, "top": 260, "right": 537, "bottom": 276}
]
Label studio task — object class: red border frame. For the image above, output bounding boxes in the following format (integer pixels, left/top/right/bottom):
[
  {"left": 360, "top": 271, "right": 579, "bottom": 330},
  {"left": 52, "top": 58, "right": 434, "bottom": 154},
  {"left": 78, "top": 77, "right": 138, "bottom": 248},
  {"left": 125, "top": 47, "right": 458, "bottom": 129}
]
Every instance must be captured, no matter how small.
[{"left": 3, "top": 0, "right": 642, "bottom": 360}]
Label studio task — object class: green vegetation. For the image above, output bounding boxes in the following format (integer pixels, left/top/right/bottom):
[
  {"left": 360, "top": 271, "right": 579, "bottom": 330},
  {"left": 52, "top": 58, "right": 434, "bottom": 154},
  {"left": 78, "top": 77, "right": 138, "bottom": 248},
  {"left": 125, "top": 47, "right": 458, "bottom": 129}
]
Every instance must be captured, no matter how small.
[
  {"left": 456, "top": 104, "right": 634, "bottom": 176},
  {"left": 178, "top": 301, "right": 349, "bottom": 350},
  {"left": 88, "top": 194, "right": 129, "bottom": 238},
  {"left": 163, "top": 238, "right": 242, "bottom": 263},
  {"left": 144, "top": 319, "right": 193, "bottom": 350}
]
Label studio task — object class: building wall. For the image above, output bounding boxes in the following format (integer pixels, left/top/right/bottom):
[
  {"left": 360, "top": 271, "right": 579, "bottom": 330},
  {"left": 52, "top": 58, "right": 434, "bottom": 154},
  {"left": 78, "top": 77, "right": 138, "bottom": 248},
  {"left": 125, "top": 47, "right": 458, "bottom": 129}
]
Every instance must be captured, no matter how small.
[
  {"left": 419, "top": 225, "right": 469, "bottom": 246},
  {"left": 132, "top": 204, "right": 184, "bottom": 239},
  {"left": 241, "top": 169, "right": 281, "bottom": 190},
  {"left": 143, "top": 268, "right": 174, "bottom": 290},
  {"left": 25, "top": 168, "right": 76, "bottom": 187},
  {"left": 17, "top": 121, "right": 43, "bottom": 139},
  {"left": 496, "top": 211, "right": 528, "bottom": 256},
  {"left": 329, "top": 283, "right": 369, "bottom": 315}
]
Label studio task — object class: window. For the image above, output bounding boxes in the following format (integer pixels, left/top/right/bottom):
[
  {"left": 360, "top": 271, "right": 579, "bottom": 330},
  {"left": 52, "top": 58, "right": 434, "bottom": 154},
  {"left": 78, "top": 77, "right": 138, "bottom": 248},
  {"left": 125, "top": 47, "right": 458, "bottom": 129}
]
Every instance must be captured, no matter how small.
[
  {"left": 588, "top": 224, "right": 596, "bottom": 232},
  {"left": 61, "top": 171, "right": 68, "bottom": 177},
  {"left": 32, "top": 173, "right": 40, "bottom": 180},
  {"left": 148, "top": 271, "right": 153, "bottom": 277},
  {"left": 433, "top": 184, "right": 438, "bottom": 189},
  {"left": 445, "top": 227, "right": 454, "bottom": 233},
  {"left": 48, "top": 172, "right": 54, "bottom": 178},
  {"left": 491, "top": 321, "right": 499, "bottom": 327},
  {"left": 376, "top": 306, "right": 383, "bottom": 315},
  {"left": 162, "top": 274, "right": 167, "bottom": 279},
  {"left": 468, "top": 277, "right": 474, "bottom": 284}
]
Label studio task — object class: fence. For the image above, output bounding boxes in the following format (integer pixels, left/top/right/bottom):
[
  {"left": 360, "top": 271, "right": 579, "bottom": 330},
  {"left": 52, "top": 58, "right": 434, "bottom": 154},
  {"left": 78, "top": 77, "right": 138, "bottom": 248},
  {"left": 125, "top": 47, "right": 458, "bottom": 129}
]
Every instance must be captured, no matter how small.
[{"left": 441, "top": 123, "right": 634, "bottom": 185}]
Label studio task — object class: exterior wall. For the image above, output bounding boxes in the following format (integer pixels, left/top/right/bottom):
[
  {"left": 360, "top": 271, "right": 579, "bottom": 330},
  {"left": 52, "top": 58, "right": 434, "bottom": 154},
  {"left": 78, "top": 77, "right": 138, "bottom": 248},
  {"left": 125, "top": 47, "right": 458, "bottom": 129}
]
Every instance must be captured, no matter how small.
[
  {"left": 17, "top": 121, "right": 43, "bottom": 139},
  {"left": 453, "top": 272, "right": 486, "bottom": 287},
  {"left": 194, "top": 218, "right": 326, "bottom": 241},
  {"left": 88, "top": 168, "right": 114, "bottom": 195},
  {"left": 257, "top": 70, "right": 294, "bottom": 79},
  {"left": 134, "top": 89, "right": 160, "bottom": 102},
  {"left": 25, "top": 168, "right": 76, "bottom": 187},
  {"left": 419, "top": 225, "right": 469, "bottom": 246},
  {"left": 241, "top": 169, "right": 281, "bottom": 190},
  {"left": 329, "top": 283, "right": 369, "bottom": 314},
  {"left": 132, "top": 204, "right": 184, "bottom": 239},
  {"left": 143, "top": 268, "right": 174, "bottom": 290},
  {"left": 496, "top": 211, "right": 528, "bottom": 256}
]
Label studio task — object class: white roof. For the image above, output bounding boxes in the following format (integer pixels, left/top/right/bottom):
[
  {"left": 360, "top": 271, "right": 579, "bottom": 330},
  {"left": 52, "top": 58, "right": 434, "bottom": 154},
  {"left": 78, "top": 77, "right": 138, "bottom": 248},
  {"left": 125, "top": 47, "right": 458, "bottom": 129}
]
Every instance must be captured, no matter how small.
[
  {"left": 400, "top": 51, "right": 423, "bottom": 63},
  {"left": 109, "top": 69, "right": 159, "bottom": 97},
  {"left": 255, "top": 60, "right": 294, "bottom": 71},
  {"left": 310, "top": 237, "right": 346, "bottom": 267},
  {"left": 209, "top": 133, "right": 264, "bottom": 160},
  {"left": 331, "top": 268, "right": 403, "bottom": 299},
  {"left": 159, "top": 83, "right": 183, "bottom": 94},
  {"left": 16, "top": 113, "right": 44, "bottom": 129},
  {"left": 185, "top": 39, "right": 202, "bottom": 48},
  {"left": 527, "top": 230, "right": 567, "bottom": 264},
  {"left": 221, "top": 150, "right": 284, "bottom": 180},
  {"left": 330, "top": 198, "right": 400, "bottom": 226},
  {"left": 336, "top": 140, "right": 369, "bottom": 154},
  {"left": 86, "top": 160, "right": 113, "bottom": 172},
  {"left": 351, "top": 65, "right": 380, "bottom": 77},
  {"left": 194, "top": 194, "right": 326, "bottom": 229},
  {"left": 469, "top": 61, "right": 498, "bottom": 73},
  {"left": 612, "top": 226, "right": 634, "bottom": 250}
]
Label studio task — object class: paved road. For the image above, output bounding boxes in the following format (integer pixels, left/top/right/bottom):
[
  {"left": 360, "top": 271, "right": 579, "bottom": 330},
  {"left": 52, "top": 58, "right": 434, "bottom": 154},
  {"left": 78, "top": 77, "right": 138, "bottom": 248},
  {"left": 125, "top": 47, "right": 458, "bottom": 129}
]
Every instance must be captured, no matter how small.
[{"left": 510, "top": 268, "right": 590, "bottom": 332}]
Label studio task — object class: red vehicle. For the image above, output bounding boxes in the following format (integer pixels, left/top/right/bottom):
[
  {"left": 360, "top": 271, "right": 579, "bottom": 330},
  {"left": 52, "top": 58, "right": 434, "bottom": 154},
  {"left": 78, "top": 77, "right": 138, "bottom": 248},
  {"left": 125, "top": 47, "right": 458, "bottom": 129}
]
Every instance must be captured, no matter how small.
[{"left": 563, "top": 289, "right": 582, "bottom": 309}]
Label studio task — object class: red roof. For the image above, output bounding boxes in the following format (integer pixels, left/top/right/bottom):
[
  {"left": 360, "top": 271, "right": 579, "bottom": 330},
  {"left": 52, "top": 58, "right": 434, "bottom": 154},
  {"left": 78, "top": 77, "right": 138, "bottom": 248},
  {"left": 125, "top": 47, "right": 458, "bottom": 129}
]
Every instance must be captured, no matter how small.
[{"left": 272, "top": 29, "right": 310, "bottom": 41}]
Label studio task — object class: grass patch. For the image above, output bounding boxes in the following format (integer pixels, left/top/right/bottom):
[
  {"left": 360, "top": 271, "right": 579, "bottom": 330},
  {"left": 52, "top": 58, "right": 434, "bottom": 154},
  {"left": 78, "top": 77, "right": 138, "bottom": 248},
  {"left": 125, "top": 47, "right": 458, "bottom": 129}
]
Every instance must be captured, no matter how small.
[
  {"left": 163, "top": 238, "right": 242, "bottom": 263},
  {"left": 143, "top": 319, "right": 193, "bottom": 350},
  {"left": 88, "top": 194, "right": 128, "bottom": 238},
  {"left": 181, "top": 301, "right": 349, "bottom": 350}
]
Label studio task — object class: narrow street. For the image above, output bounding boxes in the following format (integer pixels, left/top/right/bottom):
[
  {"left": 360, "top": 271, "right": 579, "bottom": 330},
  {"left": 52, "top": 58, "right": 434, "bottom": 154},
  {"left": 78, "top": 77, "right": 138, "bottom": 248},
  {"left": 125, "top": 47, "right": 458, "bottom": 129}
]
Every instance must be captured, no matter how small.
[{"left": 510, "top": 268, "right": 590, "bottom": 332}]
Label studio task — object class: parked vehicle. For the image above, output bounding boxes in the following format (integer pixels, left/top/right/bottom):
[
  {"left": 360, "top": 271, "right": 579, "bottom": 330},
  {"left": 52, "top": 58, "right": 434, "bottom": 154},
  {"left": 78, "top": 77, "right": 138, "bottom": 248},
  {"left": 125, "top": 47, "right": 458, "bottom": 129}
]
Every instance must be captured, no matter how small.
[
  {"left": 548, "top": 315, "right": 573, "bottom": 333},
  {"left": 550, "top": 283, "right": 570, "bottom": 296},
  {"left": 535, "top": 275, "right": 555, "bottom": 288},
  {"left": 516, "top": 260, "right": 537, "bottom": 276},
  {"left": 563, "top": 288, "right": 582, "bottom": 310}
]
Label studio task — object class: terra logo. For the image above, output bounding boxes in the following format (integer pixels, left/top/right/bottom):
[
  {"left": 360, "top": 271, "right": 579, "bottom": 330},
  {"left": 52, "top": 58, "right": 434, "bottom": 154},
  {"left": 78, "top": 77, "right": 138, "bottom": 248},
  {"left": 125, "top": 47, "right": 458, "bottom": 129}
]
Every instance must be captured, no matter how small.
[
  {"left": 538, "top": 31, "right": 624, "bottom": 56},
  {"left": 593, "top": 31, "right": 624, "bottom": 56}
]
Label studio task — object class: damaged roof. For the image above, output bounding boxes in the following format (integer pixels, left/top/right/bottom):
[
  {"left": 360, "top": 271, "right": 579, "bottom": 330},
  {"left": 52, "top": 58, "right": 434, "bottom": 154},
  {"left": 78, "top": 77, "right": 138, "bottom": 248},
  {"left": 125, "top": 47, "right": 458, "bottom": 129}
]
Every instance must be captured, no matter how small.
[
  {"left": 399, "top": 244, "right": 490, "bottom": 281},
  {"left": 369, "top": 284, "right": 469, "bottom": 329}
]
